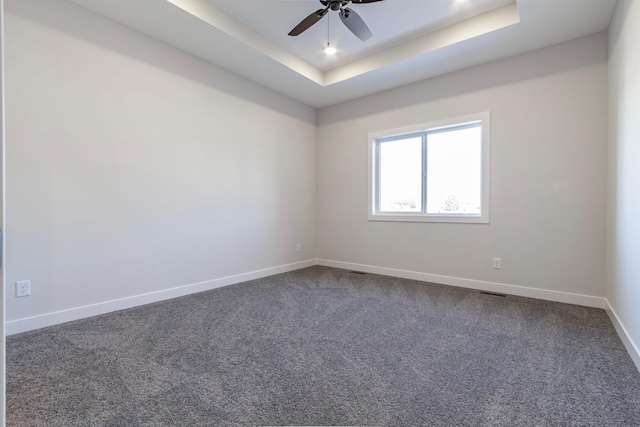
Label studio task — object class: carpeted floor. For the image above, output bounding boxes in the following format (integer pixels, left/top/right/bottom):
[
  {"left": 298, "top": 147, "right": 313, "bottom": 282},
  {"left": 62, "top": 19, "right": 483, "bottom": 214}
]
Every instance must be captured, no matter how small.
[{"left": 6, "top": 266, "right": 640, "bottom": 426}]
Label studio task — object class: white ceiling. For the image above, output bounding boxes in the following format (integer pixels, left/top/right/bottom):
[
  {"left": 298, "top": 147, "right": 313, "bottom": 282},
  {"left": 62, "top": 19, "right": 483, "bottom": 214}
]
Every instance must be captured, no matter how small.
[
  {"left": 208, "top": 0, "right": 515, "bottom": 71},
  {"left": 66, "top": 0, "right": 618, "bottom": 108}
]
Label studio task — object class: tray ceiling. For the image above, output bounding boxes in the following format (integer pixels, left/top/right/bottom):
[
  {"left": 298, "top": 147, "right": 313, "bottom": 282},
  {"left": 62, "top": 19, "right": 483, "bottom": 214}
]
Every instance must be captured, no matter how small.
[{"left": 66, "top": 0, "right": 618, "bottom": 108}]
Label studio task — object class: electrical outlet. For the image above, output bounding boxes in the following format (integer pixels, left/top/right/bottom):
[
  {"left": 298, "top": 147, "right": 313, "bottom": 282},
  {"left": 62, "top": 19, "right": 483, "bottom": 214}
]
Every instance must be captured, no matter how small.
[
  {"left": 493, "top": 258, "right": 502, "bottom": 269},
  {"left": 296, "top": 244, "right": 301, "bottom": 253},
  {"left": 16, "top": 280, "right": 31, "bottom": 298}
]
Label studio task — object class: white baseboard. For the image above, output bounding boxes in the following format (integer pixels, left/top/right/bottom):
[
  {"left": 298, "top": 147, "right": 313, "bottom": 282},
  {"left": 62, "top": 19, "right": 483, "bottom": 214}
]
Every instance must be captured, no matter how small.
[
  {"left": 318, "top": 259, "right": 640, "bottom": 372},
  {"left": 5, "top": 259, "right": 316, "bottom": 336},
  {"left": 316, "top": 259, "right": 606, "bottom": 309},
  {"left": 9, "top": 257, "right": 638, "bottom": 374},
  {"left": 604, "top": 299, "right": 640, "bottom": 373}
]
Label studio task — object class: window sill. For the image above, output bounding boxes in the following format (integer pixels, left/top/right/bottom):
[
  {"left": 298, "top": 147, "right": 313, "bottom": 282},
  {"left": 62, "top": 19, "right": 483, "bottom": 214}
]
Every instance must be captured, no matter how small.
[{"left": 368, "top": 213, "right": 489, "bottom": 224}]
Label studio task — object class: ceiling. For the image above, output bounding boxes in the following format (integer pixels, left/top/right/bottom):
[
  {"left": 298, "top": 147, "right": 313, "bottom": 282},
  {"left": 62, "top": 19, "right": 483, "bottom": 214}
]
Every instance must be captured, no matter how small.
[
  {"left": 208, "top": 0, "right": 515, "bottom": 71},
  {"left": 66, "top": 0, "right": 618, "bottom": 108}
]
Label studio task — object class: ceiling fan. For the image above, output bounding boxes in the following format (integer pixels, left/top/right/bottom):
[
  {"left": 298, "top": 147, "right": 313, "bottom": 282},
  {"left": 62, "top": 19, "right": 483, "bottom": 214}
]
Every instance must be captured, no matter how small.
[{"left": 288, "top": 0, "right": 385, "bottom": 41}]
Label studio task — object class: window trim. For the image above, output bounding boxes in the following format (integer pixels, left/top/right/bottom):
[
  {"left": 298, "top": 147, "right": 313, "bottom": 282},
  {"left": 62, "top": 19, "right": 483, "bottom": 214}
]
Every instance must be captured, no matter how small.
[{"left": 367, "top": 112, "right": 490, "bottom": 224}]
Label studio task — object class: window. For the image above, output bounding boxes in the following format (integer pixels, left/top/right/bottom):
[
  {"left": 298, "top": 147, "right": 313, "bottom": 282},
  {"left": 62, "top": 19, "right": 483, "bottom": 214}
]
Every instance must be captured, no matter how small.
[{"left": 368, "top": 112, "right": 490, "bottom": 223}]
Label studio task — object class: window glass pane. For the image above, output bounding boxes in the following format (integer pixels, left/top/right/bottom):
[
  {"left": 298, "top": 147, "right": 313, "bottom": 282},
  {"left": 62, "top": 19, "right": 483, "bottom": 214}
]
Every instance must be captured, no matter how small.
[
  {"left": 426, "top": 126, "right": 481, "bottom": 215},
  {"left": 379, "top": 137, "right": 422, "bottom": 212}
]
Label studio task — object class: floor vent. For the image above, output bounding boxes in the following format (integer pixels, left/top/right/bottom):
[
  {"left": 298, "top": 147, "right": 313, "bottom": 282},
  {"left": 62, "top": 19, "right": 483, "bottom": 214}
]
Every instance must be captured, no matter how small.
[
  {"left": 350, "top": 271, "right": 367, "bottom": 275},
  {"left": 480, "top": 291, "right": 507, "bottom": 298}
]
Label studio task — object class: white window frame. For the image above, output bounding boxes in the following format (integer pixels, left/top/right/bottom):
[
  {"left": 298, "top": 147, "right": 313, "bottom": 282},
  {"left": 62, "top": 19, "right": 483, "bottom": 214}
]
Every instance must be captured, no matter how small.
[{"left": 368, "top": 112, "right": 490, "bottom": 224}]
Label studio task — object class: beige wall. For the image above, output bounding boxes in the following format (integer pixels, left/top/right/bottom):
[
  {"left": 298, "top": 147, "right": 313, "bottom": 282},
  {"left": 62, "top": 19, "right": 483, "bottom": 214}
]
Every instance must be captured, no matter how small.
[
  {"left": 3, "top": 0, "right": 619, "bottom": 343},
  {"left": 5, "top": 0, "right": 317, "bottom": 324},
  {"left": 317, "top": 33, "right": 608, "bottom": 298},
  {"left": 607, "top": 0, "right": 640, "bottom": 365}
]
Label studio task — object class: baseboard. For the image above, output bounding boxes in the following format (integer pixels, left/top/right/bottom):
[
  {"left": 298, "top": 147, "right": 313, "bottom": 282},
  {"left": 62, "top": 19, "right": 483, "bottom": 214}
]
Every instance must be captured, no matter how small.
[
  {"left": 319, "top": 258, "right": 639, "bottom": 371},
  {"left": 5, "top": 259, "right": 316, "bottom": 336},
  {"left": 604, "top": 299, "right": 640, "bottom": 373},
  {"left": 9, "top": 258, "right": 637, "bottom": 373},
  {"left": 316, "top": 259, "right": 606, "bottom": 309},
  {"left": 316, "top": 259, "right": 640, "bottom": 370}
]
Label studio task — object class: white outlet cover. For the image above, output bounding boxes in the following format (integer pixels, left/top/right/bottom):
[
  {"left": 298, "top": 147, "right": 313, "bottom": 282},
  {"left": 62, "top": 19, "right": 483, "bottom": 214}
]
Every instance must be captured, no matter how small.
[{"left": 16, "top": 280, "right": 31, "bottom": 297}]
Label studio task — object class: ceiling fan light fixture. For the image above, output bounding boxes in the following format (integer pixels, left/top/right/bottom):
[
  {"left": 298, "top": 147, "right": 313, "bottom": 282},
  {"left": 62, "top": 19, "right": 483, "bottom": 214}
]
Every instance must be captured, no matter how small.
[{"left": 324, "top": 43, "right": 337, "bottom": 55}]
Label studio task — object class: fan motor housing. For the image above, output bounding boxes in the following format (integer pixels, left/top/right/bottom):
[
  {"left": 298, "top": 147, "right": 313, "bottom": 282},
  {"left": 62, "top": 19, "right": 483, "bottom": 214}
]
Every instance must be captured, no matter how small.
[{"left": 321, "top": 1, "right": 350, "bottom": 11}]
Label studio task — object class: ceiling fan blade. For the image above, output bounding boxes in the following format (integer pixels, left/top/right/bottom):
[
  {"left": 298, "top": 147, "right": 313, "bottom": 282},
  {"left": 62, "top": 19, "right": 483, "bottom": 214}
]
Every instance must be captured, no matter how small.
[
  {"left": 351, "top": 0, "right": 385, "bottom": 3},
  {"left": 288, "top": 8, "right": 329, "bottom": 36},
  {"left": 339, "top": 7, "right": 373, "bottom": 41}
]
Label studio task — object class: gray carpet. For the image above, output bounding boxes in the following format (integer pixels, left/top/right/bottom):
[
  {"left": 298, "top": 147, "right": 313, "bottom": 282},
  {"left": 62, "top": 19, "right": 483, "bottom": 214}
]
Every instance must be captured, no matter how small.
[{"left": 6, "top": 266, "right": 640, "bottom": 426}]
